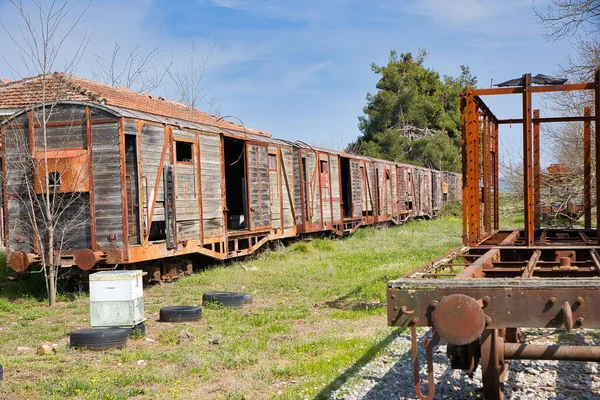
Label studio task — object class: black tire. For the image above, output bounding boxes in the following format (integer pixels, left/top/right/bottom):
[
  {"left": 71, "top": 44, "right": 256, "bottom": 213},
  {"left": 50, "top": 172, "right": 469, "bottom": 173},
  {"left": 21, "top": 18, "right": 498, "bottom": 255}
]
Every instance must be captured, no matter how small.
[
  {"left": 159, "top": 306, "right": 202, "bottom": 322},
  {"left": 0, "top": 364, "right": 4, "bottom": 381},
  {"left": 70, "top": 328, "right": 128, "bottom": 350},
  {"left": 202, "top": 292, "right": 245, "bottom": 308},
  {"left": 242, "top": 293, "right": 253, "bottom": 304},
  {"left": 125, "top": 322, "right": 146, "bottom": 338}
]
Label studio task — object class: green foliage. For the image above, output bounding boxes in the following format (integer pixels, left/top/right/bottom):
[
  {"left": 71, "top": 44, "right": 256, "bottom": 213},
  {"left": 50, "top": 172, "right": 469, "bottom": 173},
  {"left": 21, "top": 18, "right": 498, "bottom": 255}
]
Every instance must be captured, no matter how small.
[
  {"left": 351, "top": 50, "right": 476, "bottom": 172},
  {"left": 440, "top": 200, "right": 462, "bottom": 217}
]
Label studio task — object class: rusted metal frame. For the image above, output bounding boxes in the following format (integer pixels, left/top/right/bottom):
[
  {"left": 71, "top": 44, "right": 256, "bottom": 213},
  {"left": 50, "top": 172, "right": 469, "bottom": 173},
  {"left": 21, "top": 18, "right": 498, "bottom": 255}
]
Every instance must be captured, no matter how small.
[
  {"left": 521, "top": 249, "right": 541, "bottom": 278},
  {"left": 85, "top": 107, "right": 97, "bottom": 251},
  {"left": 590, "top": 249, "right": 600, "bottom": 275},
  {"left": 12, "top": 117, "right": 119, "bottom": 130},
  {"left": 143, "top": 124, "right": 171, "bottom": 246},
  {"left": 522, "top": 74, "right": 535, "bottom": 246},
  {"left": 584, "top": 107, "right": 592, "bottom": 229},
  {"left": 118, "top": 118, "right": 130, "bottom": 260},
  {"left": 473, "top": 96, "right": 499, "bottom": 125},
  {"left": 279, "top": 148, "right": 297, "bottom": 224},
  {"left": 482, "top": 114, "right": 491, "bottom": 234},
  {"left": 461, "top": 95, "right": 468, "bottom": 245},
  {"left": 455, "top": 248, "right": 499, "bottom": 278},
  {"left": 136, "top": 121, "right": 146, "bottom": 239},
  {"left": 465, "top": 92, "right": 480, "bottom": 246},
  {"left": 504, "top": 342, "right": 600, "bottom": 361},
  {"left": 498, "top": 115, "right": 594, "bottom": 125},
  {"left": 596, "top": 68, "right": 600, "bottom": 244},
  {"left": 492, "top": 122, "right": 499, "bottom": 230},
  {"left": 533, "top": 110, "right": 541, "bottom": 229},
  {"left": 1, "top": 125, "right": 8, "bottom": 251},
  {"left": 388, "top": 278, "right": 600, "bottom": 329},
  {"left": 471, "top": 82, "right": 594, "bottom": 97}
]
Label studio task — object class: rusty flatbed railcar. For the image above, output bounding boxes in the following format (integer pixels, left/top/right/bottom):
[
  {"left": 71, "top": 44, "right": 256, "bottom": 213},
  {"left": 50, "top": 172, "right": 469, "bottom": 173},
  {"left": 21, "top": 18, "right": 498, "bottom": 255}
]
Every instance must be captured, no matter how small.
[
  {"left": 387, "top": 70, "right": 600, "bottom": 399},
  {"left": 0, "top": 74, "right": 461, "bottom": 281}
]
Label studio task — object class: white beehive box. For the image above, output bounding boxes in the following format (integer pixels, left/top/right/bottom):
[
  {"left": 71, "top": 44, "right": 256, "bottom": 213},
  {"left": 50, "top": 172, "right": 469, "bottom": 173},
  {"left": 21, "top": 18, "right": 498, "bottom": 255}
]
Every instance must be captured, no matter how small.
[{"left": 89, "top": 270, "right": 145, "bottom": 327}]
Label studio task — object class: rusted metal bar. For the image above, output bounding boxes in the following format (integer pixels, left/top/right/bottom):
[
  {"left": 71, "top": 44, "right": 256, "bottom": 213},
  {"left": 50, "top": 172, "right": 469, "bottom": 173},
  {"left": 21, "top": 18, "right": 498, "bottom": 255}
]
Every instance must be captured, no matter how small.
[
  {"left": 471, "top": 82, "right": 594, "bottom": 97},
  {"left": 492, "top": 122, "right": 499, "bottom": 230},
  {"left": 584, "top": 107, "right": 592, "bottom": 229},
  {"left": 596, "top": 69, "right": 600, "bottom": 244},
  {"left": 522, "top": 74, "right": 534, "bottom": 246},
  {"left": 533, "top": 110, "right": 541, "bottom": 229},
  {"left": 497, "top": 115, "right": 594, "bottom": 125},
  {"left": 465, "top": 92, "right": 479, "bottom": 246},
  {"left": 461, "top": 95, "right": 468, "bottom": 245},
  {"left": 504, "top": 343, "right": 600, "bottom": 362},
  {"left": 483, "top": 116, "right": 491, "bottom": 234}
]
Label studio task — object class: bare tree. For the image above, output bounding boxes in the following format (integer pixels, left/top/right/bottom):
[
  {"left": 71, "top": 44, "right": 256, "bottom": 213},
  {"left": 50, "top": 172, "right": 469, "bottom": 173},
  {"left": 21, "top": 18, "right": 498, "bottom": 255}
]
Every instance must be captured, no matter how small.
[
  {"left": 169, "top": 40, "right": 219, "bottom": 116},
  {"left": 92, "top": 42, "right": 172, "bottom": 93},
  {"left": 1, "top": 0, "right": 90, "bottom": 305}
]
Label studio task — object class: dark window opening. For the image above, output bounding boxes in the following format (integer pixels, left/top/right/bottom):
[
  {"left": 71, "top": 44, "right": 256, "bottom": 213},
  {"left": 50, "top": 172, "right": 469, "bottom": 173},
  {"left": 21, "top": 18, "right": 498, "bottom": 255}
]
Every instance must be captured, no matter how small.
[
  {"left": 320, "top": 160, "right": 328, "bottom": 173},
  {"left": 386, "top": 170, "right": 391, "bottom": 180},
  {"left": 407, "top": 201, "right": 413, "bottom": 211},
  {"left": 408, "top": 172, "right": 412, "bottom": 182},
  {"left": 268, "top": 153, "right": 277, "bottom": 170},
  {"left": 224, "top": 138, "right": 247, "bottom": 230},
  {"left": 48, "top": 172, "right": 61, "bottom": 188},
  {"left": 176, "top": 141, "right": 193, "bottom": 163},
  {"left": 340, "top": 157, "right": 352, "bottom": 218},
  {"left": 148, "top": 220, "right": 166, "bottom": 241}
]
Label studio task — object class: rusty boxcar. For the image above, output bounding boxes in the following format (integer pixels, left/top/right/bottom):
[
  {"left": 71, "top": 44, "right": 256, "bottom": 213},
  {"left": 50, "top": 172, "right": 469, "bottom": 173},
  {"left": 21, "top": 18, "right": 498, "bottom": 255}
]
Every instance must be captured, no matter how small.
[{"left": 0, "top": 74, "right": 461, "bottom": 280}]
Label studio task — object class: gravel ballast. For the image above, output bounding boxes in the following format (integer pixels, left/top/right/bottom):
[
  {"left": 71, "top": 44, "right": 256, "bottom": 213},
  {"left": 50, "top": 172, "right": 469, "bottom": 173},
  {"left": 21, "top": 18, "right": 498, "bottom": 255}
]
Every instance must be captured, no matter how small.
[{"left": 329, "top": 329, "right": 600, "bottom": 399}]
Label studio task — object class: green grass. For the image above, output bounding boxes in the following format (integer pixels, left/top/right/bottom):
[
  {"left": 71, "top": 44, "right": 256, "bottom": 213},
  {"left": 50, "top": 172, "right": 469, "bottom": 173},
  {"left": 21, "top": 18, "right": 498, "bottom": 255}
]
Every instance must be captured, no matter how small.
[{"left": 0, "top": 217, "right": 462, "bottom": 399}]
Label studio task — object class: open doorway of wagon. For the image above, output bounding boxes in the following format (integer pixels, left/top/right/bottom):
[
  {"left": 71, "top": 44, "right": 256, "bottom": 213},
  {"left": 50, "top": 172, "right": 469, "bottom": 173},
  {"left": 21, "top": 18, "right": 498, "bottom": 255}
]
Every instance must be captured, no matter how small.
[
  {"left": 340, "top": 157, "right": 352, "bottom": 218},
  {"left": 224, "top": 137, "right": 248, "bottom": 231}
]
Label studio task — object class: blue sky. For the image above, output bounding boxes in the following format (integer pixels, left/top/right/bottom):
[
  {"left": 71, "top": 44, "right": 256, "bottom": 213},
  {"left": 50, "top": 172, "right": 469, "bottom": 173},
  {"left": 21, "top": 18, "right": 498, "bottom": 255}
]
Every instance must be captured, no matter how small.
[{"left": 0, "top": 0, "right": 574, "bottom": 160}]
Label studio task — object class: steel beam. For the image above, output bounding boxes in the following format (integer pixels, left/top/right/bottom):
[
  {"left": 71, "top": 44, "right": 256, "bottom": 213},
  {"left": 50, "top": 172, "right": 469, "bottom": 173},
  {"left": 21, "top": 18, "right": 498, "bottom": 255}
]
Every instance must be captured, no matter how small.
[
  {"left": 533, "top": 110, "right": 541, "bottom": 229},
  {"left": 522, "top": 74, "right": 534, "bottom": 246},
  {"left": 584, "top": 107, "right": 592, "bottom": 229}
]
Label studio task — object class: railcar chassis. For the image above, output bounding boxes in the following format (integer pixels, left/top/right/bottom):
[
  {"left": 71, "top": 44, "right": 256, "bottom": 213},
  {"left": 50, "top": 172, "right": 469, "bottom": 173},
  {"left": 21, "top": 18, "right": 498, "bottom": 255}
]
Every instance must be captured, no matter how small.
[{"left": 387, "top": 70, "right": 600, "bottom": 399}]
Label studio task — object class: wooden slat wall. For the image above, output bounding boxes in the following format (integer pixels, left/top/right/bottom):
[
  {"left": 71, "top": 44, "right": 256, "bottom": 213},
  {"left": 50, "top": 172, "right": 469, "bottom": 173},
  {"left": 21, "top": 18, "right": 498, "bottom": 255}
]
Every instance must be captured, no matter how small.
[
  {"left": 350, "top": 160, "right": 363, "bottom": 218},
  {"left": 199, "top": 133, "right": 223, "bottom": 237},
  {"left": 268, "top": 146, "right": 280, "bottom": 230},
  {"left": 319, "top": 153, "right": 331, "bottom": 223},
  {"left": 293, "top": 151, "right": 302, "bottom": 225},
  {"left": 140, "top": 124, "right": 168, "bottom": 222},
  {"left": 92, "top": 122, "right": 123, "bottom": 249},
  {"left": 5, "top": 120, "right": 33, "bottom": 253},
  {"left": 281, "top": 147, "right": 295, "bottom": 229},
  {"left": 306, "top": 152, "right": 320, "bottom": 223},
  {"left": 173, "top": 130, "right": 200, "bottom": 240},
  {"left": 329, "top": 155, "right": 341, "bottom": 222},
  {"left": 247, "top": 144, "right": 271, "bottom": 229}
]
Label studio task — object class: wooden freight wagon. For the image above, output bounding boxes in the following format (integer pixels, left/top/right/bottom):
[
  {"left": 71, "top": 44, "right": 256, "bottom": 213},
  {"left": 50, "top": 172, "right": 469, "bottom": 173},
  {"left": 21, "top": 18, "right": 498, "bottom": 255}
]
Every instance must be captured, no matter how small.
[{"left": 2, "top": 101, "right": 300, "bottom": 279}]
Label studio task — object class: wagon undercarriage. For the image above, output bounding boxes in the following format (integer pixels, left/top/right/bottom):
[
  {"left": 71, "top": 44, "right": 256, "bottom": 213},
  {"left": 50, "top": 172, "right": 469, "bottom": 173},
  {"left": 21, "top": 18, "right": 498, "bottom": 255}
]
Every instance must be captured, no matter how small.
[{"left": 387, "top": 70, "right": 600, "bottom": 399}]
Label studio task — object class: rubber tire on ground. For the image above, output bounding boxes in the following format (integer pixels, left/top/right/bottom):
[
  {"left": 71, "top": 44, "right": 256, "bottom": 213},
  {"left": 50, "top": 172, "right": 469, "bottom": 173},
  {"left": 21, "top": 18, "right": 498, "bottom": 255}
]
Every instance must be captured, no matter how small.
[
  {"left": 125, "top": 322, "right": 146, "bottom": 337},
  {"left": 70, "top": 328, "right": 128, "bottom": 350},
  {"left": 202, "top": 292, "right": 245, "bottom": 308},
  {"left": 159, "top": 306, "right": 202, "bottom": 322},
  {"left": 0, "top": 364, "right": 4, "bottom": 381},
  {"left": 242, "top": 293, "right": 253, "bottom": 304}
]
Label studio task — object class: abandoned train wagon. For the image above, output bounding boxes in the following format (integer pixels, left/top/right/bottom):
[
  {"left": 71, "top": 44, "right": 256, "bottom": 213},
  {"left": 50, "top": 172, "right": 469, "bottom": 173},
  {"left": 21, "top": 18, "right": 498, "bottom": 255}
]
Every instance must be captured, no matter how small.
[{"left": 1, "top": 100, "right": 462, "bottom": 278}]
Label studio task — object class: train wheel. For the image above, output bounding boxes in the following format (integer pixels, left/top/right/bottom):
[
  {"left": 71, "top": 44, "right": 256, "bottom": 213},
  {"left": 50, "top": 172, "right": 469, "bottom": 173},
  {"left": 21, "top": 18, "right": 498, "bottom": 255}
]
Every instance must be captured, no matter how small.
[{"left": 481, "top": 329, "right": 507, "bottom": 400}]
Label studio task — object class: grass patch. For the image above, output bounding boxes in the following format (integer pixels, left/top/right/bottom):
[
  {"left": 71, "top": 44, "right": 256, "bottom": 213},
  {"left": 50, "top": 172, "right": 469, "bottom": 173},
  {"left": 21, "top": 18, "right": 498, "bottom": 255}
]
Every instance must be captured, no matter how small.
[{"left": 0, "top": 217, "right": 462, "bottom": 399}]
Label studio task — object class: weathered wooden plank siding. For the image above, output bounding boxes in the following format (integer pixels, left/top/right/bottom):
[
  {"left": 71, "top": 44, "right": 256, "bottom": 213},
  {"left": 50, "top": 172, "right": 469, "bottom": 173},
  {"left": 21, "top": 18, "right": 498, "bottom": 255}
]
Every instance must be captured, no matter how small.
[
  {"left": 319, "top": 153, "right": 331, "bottom": 223},
  {"left": 140, "top": 124, "right": 168, "bottom": 222},
  {"left": 5, "top": 125, "right": 33, "bottom": 253},
  {"left": 247, "top": 144, "right": 271, "bottom": 229},
  {"left": 293, "top": 151, "right": 302, "bottom": 225},
  {"left": 330, "top": 155, "right": 341, "bottom": 222},
  {"left": 281, "top": 147, "right": 295, "bottom": 229},
  {"left": 268, "top": 146, "right": 280, "bottom": 230},
  {"left": 306, "top": 152, "right": 320, "bottom": 223},
  {"left": 92, "top": 122, "right": 124, "bottom": 249},
  {"left": 199, "top": 134, "right": 223, "bottom": 237},
  {"left": 350, "top": 161, "right": 362, "bottom": 218}
]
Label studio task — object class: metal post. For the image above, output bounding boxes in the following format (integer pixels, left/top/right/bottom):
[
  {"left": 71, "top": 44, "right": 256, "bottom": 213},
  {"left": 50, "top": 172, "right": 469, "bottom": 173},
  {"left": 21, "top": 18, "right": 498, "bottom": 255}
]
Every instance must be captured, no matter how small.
[
  {"left": 584, "top": 107, "right": 592, "bottom": 229},
  {"left": 493, "top": 122, "right": 500, "bottom": 230},
  {"left": 483, "top": 114, "right": 491, "bottom": 234},
  {"left": 533, "top": 110, "right": 541, "bottom": 229},
  {"left": 522, "top": 74, "right": 534, "bottom": 246},
  {"left": 461, "top": 95, "right": 468, "bottom": 246},
  {"left": 596, "top": 69, "right": 600, "bottom": 243},
  {"left": 466, "top": 93, "right": 480, "bottom": 246}
]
